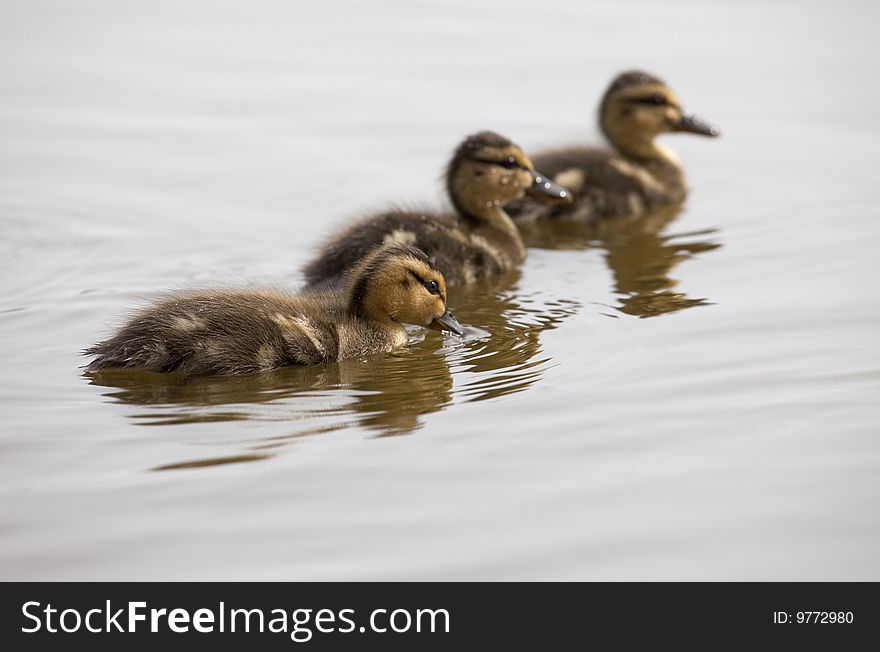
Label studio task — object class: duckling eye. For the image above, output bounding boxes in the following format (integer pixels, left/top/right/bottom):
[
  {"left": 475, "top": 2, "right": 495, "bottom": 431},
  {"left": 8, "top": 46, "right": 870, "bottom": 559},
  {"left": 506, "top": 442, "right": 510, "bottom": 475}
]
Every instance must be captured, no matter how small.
[
  {"left": 498, "top": 156, "right": 518, "bottom": 170},
  {"left": 424, "top": 280, "right": 440, "bottom": 295},
  {"left": 471, "top": 155, "right": 521, "bottom": 170}
]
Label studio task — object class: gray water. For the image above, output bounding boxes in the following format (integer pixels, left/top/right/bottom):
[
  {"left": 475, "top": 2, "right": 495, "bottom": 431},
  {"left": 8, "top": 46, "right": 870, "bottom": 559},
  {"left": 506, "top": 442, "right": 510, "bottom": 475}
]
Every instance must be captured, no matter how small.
[{"left": 1, "top": 0, "right": 878, "bottom": 580}]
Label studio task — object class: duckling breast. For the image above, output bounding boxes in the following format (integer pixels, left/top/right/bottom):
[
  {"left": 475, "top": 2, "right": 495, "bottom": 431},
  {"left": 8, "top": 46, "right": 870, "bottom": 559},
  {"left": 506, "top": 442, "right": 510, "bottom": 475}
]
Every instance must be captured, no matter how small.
[{"left": 335, "top": 318, "right": 408, "bottom": 360}]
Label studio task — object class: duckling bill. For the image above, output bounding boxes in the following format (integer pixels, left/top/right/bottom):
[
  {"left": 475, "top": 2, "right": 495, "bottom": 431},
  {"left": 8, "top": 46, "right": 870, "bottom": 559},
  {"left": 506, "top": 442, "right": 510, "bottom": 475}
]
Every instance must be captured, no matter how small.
[
  {"left": 84, "top": 243, "right": 463, "bottom": 377},
  {"left": 302, "top": 131, "right": 572, "bottom": 290},
  {"left": 508, "top": 70, "right": 720, "bottom": 223}
]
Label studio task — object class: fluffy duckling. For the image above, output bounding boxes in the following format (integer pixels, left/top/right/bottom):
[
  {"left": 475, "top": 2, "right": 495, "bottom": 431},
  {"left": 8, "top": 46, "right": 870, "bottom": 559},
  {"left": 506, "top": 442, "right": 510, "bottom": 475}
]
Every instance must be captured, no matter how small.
[
  {"left": 302, "top": 131, "right": 571, "bottom": 289},
  {"left": 84, "top": 243, "right": 464, "bottom": 377},
  {"left": 509, "top": 70, "right": 720, "bottom": 223}
]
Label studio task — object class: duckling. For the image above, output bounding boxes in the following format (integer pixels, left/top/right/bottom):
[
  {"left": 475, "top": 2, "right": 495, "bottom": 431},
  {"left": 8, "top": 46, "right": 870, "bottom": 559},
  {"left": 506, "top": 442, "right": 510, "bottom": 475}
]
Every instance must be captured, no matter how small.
[
  {"left": 84, "top": 243, "right": 464, "bottom": 377},
  {"left": 302, "top": 131, "right": 571, "bottom": 289},
  {"left": 508, "top": 70, "right": 720, "bottom": 223}
]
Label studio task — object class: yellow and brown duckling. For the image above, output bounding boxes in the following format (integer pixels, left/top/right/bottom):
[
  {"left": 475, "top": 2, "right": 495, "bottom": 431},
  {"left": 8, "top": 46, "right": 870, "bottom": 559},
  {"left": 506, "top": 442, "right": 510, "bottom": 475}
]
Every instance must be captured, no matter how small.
[
  {"left": 84, "top": 243, "right": 464, "bottom": 377},
  {"left": 508, "top": 70, "right": 720, "bottom": 223},
  {"left": 302, "top": 131, "right": 571, "bottom": 290}
]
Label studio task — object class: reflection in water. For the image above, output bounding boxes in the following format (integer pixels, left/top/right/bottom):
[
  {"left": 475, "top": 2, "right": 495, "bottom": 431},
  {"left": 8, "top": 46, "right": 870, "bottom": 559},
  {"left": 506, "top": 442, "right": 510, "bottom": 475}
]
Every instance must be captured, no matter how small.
[
  {"left": 85, "top": 271, "right": 579, "bottom": 469},
  {"left": 518, "top": 203, "right": 721, "bottom": 318},
  {"left": 446, "top": 280, "right": 578, "bottom": 402}
]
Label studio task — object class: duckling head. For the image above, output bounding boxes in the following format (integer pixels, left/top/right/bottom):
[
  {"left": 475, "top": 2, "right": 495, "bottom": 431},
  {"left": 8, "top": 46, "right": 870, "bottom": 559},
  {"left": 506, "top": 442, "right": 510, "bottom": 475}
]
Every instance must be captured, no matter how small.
[
  {"left": 346, "top": 242, "right": 465, "bottom": 336},
  {"left": 447, "top": 131, "right": 573, "bottom": 220},
  {"left": 599, "top": 70, "right": 720, "bottom": 160}
]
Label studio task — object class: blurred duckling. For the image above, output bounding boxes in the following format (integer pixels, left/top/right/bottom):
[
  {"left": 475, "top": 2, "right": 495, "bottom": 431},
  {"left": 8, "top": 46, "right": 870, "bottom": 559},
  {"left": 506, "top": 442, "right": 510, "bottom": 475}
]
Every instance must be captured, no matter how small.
[
  {"left": 85, "top": 243, "right": 464, "bottom": 377},
  {"left": 302, "top": 131, "right": 571, "bottom": 289},
  {"left": 509, "top": 70, "right": 719, "bottom": 223}
]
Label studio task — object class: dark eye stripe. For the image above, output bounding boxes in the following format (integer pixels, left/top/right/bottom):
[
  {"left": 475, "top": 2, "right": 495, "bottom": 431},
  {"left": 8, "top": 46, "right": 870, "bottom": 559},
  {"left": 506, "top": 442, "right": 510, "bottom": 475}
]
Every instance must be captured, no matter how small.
[
  {"left": 408, "top": 269, "right": 441, "bottom": 295},
  {"left": 470, "top": 155, "right": 523, "bottom": 170},
  {"left": 627, "top": 94, "right": 668, "bottom": 106}
]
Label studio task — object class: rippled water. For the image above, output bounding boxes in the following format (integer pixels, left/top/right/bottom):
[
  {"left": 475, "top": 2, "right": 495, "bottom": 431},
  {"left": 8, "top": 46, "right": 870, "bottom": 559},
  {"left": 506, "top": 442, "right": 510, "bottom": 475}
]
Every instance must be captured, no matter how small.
[{"left": 1, "top": 0, "right": 878, "bottom": 580}]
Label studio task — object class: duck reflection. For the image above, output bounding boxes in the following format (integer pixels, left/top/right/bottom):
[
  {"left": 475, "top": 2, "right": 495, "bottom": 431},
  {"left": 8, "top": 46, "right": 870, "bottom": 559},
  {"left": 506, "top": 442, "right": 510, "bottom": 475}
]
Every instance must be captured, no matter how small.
[
  {"left": 516, "top": 203, "right": 721, "bottom": 318},
  {"left": 86, "top": 343, "right": 452, "bottom": 436},
  {"left": 85, "top": 270, "right": 579, "bottom": 469}
]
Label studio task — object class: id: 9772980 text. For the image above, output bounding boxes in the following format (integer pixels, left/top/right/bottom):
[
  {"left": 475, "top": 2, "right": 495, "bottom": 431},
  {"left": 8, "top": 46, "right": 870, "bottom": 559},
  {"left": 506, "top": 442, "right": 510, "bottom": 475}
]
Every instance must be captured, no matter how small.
[{"left": 773, "top": 611, "right": 853, "bottom": 624}]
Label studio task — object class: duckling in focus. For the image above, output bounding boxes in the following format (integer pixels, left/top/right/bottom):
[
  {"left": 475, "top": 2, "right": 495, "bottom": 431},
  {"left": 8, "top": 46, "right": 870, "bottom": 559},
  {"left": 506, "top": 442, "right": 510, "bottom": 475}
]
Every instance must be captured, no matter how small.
[
  {"left": 302, "top": 131, "right": 572, "bottom": 289},
  {"left": 508, "top": 70, "right": 720, "bottom": 223},
  {"left": 84, "top": 243, "right": 464, "bottom": 377}
]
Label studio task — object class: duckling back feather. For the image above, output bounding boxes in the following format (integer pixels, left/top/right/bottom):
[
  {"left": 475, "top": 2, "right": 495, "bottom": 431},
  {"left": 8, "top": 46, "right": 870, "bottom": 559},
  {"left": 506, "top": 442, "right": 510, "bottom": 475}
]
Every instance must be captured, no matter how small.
[
  {"left": 85, "top": 290, "right": 352, "bottom": 375},
  {"left": 302, "top": 208, "right": 512, "bottom": 290},
  {"left": 510, "top": 146, "right": 683, "bottom": 222}
]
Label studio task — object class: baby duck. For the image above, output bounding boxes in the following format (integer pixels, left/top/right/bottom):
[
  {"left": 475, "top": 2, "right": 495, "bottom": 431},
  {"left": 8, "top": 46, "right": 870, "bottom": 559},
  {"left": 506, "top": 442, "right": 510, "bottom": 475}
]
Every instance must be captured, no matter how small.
[
  {"left": 509, "top": 70, "right": 720, "bottom": 223},
  {"left": 302, "top": 131, "right": 571, "bottom": 289},
  {"left": 84, "top": 243, "right": 464, "bottom": 377}
]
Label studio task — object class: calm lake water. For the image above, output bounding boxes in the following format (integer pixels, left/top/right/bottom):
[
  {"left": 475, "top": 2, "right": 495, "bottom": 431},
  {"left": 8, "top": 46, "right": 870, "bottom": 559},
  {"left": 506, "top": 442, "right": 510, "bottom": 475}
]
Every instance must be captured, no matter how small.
[{"left": 1, "top": 0, "right": 878, "bottom": 580}]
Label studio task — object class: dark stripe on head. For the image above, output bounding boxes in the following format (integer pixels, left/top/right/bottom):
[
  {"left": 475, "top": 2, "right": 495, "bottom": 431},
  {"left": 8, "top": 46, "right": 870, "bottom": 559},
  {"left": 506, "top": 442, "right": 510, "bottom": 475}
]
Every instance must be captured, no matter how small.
[
  {"left": 388, "top": 242, "right": 432, "bottom": 266},
  {"left": 407, "top": 268, "right": 426, "bottom": 285},
  {"left": 626, "top": 93, "right": 669, "bottom": 106}
]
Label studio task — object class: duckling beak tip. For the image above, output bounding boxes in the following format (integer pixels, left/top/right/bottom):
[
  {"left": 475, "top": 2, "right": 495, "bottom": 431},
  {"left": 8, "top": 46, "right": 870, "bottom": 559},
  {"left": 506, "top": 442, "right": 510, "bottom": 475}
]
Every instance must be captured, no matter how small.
[
  {"left": 676, "top": 111, "right": 720, "bottom": 137},
  {"left": 428, "top": 309, "right": 465, "bottom": 337},
  {"left": 526, "top": 170, "right": 575, "bottom": 205}
]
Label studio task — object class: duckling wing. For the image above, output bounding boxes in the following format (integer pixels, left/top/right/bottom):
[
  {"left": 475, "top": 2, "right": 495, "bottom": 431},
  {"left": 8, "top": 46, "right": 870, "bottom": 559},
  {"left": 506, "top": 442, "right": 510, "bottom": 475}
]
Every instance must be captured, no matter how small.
[
  {"left": 302, "top": 210, "right": 466, "bottom": 289},
  {"left": 85, "top": 291, "right": 343, "bottom": 376},
  {"left": 510, "top": 147, "right": 674, "bottom": 222}
]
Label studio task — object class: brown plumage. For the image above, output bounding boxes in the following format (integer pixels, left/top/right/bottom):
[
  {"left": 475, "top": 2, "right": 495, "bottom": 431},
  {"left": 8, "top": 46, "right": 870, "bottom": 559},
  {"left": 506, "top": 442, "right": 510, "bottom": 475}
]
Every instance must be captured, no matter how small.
[
  {"left": 301, "top": 131, "right": 572, "bottom": 290},
  {"left": 508, "top": 70, "right": 720, "bottom": 223},
  {"left": 84, "top": 243, "right": 464, "bottom": 377}
]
